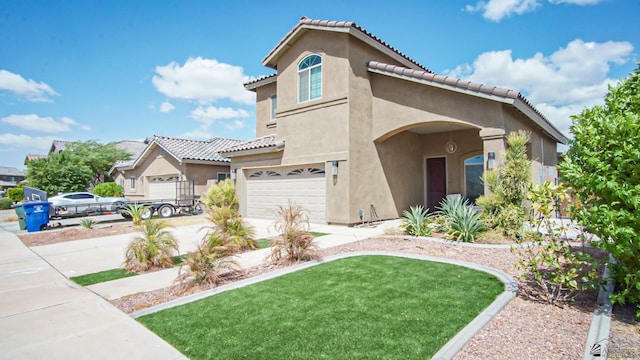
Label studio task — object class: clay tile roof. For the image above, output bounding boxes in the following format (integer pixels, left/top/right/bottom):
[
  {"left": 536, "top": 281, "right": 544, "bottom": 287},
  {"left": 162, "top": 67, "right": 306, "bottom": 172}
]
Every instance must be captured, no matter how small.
[
  {"left": 244, "top": 73, "right": 277, "bottom": 90},
  {"left": 153, "top": 136, "right": 244, "bottom": 162},
  {"left": 366, "top": 60, "right": 567, "bottom": 143},
  {"left": 264, "top": 17, "right": 432, "bottom": 73},
  {"left": 219, "top": 134, "right": 280, "bottom": 154}
]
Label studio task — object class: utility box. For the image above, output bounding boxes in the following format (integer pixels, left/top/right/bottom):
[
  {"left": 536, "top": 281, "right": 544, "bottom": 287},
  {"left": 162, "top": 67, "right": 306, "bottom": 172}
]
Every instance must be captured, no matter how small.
[
  {"left": 12, "top": 204, "right": 27, "bottom": 231},
  {"left": 22, "top": 201, "right": 51, "bottom": 232}
]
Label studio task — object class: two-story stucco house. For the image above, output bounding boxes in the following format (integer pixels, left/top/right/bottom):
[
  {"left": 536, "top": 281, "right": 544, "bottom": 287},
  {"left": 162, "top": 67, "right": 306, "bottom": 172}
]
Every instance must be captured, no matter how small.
[{"left": 221, "top": 18, "right": 567, "bottom": 225}]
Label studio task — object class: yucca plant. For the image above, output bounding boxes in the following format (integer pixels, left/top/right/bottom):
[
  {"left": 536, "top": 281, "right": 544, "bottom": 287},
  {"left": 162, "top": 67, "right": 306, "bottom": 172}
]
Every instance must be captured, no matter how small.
[
  {"left": 400, "top": 205, "right": 432, "bottom": 236},
  {"left": 79, "top": 217, "right": 96, "bottom": 229},
  {"left": 269, "top": 201, "right": 319, "bottom": 264},
  {"left": 124, "top": 219, "right": 179, "bottom": 271},
  {"left": 122, "top": 203, "right": 152, "bottom": 226}
]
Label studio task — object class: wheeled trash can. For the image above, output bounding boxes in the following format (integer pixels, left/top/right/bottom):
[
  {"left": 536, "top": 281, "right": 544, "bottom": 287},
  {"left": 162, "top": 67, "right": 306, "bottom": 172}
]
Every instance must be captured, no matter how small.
[
  {"left": 12, "top": 204, "right": 27, "bottom": 231},
  {"left": 22, "top": 201, "right": 52, "bottom": 232}
]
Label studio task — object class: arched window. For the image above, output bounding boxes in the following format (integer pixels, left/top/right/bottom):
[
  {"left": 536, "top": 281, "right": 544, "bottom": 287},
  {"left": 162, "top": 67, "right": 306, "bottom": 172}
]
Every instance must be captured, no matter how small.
[
  {"left": 298, "top": 54, "right": 322, "bottom": 102},
  {"left": 465, "top": 155, "right": 484, "bottom": 204}
]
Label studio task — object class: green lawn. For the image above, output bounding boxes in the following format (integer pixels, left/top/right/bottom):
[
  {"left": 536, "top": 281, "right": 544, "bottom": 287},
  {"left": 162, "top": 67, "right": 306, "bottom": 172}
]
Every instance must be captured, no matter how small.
[
  {"left": 138, "top": 255, "right": 504, "bottom": 359},
  {"left": 71, "top": 268, "right": 137, "bottom": 286}
]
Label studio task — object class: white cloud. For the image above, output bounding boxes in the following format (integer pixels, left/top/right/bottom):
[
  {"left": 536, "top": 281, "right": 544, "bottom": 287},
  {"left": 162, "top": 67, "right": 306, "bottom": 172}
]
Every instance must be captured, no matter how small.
[
  {"left": 190, "top": 106, "right": 250, "bottom": 122},
  {"left": 445, "top": 39, "right": 634, "bottom": 137},
  {"left": 159, "top": 100, "right": 175, "bottom": 113},
  {"left": 0, "top": 133, "right": 59, "bottom": 149},
  {"left": 1, "top": 114, "right": 91, "bottom": 133},
  {"left": 465, "top": 0, "right": 603, "bottom": 21},
  {"left": 0, "top": 70, "right": 58, "bottom": 102},
  {"left": 224, "top": 119, "right": 245, "bottom": 131},
  {"left": 152, "top": 57, "right": 255, "bottom": 105}
]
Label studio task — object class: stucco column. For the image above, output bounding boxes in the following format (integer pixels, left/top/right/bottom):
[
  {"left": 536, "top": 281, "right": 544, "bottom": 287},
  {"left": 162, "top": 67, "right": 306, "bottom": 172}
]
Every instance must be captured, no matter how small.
[{"left": 479, "top": 128, "right": 506, "bottom": 196}]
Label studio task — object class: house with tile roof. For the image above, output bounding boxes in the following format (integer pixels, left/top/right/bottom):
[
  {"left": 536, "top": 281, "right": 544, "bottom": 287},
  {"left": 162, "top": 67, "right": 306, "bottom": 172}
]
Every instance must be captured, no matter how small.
[
  {"left": 110, "top": 136, "right": 242, "bottom": 201},
  {"left": 221, "top": 17, "right": 566, "bottom": 225},
  {"left": 0, "top": 166, "right": 25, "bottom": 189}
]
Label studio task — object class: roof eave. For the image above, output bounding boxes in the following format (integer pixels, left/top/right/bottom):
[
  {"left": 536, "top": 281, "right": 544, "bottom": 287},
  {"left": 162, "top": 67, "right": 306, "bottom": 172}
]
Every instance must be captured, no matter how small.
[
  {"left": 512, "top": 99, "right": 568, "bottom": 144},
  {"left": 263, "top": 24, "right": 424, "bottom": 72},
  {"left": 220, "top": 146, "right": 283, "bottom": 158},
  {"left": 182, "top": 159, "right": 230, "bottom": 166},
  {"left": 244, "top": 75, "right": 277, "bottom": 91}
]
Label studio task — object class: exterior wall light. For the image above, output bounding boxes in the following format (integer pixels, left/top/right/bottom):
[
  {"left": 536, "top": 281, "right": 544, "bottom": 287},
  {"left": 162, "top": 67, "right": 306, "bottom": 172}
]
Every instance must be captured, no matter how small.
[
  {"left": 230, "top": 168, "right": 237, "bottom": 181},
  {"left": 331, "top": 160, "right": 339, "bottom": 176},
  {"left": 487, "top": 152, "right": 496, "bottom": 170}
]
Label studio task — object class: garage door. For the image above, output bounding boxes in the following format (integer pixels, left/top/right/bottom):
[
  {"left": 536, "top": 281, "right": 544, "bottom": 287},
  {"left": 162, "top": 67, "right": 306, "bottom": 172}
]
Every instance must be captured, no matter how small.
[
  {"left": 246, "top": 166, "right": 326, "bottom": 223},
  {"left": 148, "top": 175, "right": 180, "bottom": 201}
]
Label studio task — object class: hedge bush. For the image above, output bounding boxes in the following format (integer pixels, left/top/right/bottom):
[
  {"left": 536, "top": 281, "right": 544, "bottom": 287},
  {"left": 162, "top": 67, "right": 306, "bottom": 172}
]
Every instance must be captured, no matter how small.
[{"left": 0, "top": 197, "right": 13, "bottom": 210}]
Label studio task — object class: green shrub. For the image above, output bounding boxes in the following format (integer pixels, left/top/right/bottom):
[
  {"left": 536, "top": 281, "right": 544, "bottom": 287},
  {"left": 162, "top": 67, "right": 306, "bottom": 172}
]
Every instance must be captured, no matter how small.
[
  {"left": 92, "top": 182, "right": 123, "bottom": 197},
  {"left": 559, "top": 64, "right": 640, "bottom": 317},
  {"left": 124, "top": 219, "right": 179, "bottom": 271},
  {"left": 512, "top": 181, "right": 599, "bottom": 304},
  {"left": 0, "top": 197, "right": 12, "bottom": 210},
  {"left": 400, "top": 205, "right": 432, "bottom": 236},
  {"left": 7, "top": 187, "right": 24, "bottom": 203},
  {"left": 203, "top": 179, "right": 238, "bottom": 211}
]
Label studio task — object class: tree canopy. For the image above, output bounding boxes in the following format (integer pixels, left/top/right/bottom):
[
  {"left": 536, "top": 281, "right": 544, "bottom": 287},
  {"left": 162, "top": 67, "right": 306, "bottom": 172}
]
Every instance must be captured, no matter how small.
[
  {"left": 26, "top": 141, "right": 132, "bottom": 195},
  {"left": 559, "top": 64, "right": 640, "bottom": 316}
]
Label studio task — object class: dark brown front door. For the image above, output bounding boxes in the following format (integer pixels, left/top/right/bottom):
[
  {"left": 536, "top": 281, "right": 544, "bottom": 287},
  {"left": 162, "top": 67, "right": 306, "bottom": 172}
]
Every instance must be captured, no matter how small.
[{"left": 426, "top": 157, "right": 446, "bottom": 211}]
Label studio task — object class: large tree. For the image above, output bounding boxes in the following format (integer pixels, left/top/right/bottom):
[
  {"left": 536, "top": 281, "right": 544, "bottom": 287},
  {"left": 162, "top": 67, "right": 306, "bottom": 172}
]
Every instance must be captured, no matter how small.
[
  {"left": 559, "top": 64, "right": 640, "bottom": 317},
  {"left": 26, "top": 140, "right": 132, "bottom": 194}
]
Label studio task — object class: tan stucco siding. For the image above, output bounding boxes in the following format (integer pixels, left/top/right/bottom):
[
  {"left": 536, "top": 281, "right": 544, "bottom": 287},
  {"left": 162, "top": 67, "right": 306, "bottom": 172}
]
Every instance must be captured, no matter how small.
[
  {"left": 274, "top": 31, "right": 350, "bottom": 112},
  {"left": 369, "top": 75, "right": 506, "bottom": 141},
  {"left": 185, "top": 163, "right": 231, "bottom": 199},
  {"left": 254, "top": 82, "right": 277, "bottom": 138}
]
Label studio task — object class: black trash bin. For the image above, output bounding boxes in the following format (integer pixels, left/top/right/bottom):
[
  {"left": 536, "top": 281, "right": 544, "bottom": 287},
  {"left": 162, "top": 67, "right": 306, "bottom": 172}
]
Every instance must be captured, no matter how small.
[{"left": 22, "top": 201, "right": 52, "bottom": 232}]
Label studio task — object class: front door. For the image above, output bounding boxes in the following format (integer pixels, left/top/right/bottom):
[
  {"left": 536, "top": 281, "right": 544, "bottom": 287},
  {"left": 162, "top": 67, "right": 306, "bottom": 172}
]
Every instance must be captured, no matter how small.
[{"left": 426, "top": 157, "right": 446, "bottom": 211}]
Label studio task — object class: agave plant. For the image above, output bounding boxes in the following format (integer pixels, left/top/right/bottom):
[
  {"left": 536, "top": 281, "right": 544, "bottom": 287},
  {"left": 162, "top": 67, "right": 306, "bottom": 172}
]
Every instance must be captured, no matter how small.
[
  {"left": 269, "top": 201, "right": 319, "bottom": 264},
  {"left": 124, "top": 219, "right": 179, "bottom": 271},
  {"left": 400, "top": 205, "right": 432, "bottom": 236},
  {"left": 437, "top": 196, "right": 484, "bottom": 242},
  {"left": 79, "top": 217, "right": 96, "bottom": 229}
]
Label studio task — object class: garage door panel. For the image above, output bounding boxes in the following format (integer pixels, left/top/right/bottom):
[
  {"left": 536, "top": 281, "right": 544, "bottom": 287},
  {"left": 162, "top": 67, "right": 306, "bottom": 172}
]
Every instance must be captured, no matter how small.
[{"left": 246, "top": 170, "right": 326, "bottom": 223}]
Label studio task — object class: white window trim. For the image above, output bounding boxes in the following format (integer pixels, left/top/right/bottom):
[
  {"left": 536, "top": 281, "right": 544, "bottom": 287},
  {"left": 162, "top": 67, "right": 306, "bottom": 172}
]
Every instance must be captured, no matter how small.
[
  {"left": 217, "top": 172, "right": 230, "bottom": 182},
  {"left": 298, "top": 54, "right": 322, "bottom": 103},
  {"left": 130, "top": 176, "right": 136, "bottom": 190}
]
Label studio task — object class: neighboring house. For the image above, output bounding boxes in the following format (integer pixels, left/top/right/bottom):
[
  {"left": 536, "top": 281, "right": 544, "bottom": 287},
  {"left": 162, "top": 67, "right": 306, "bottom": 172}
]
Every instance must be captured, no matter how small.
[
  {"left": 221, "top": 17, "right": 567, "bottom": 225},
  {"left": 0, "top": 166, "right": 26, "bottom": 189},
  {"left": 110, "top": 136, "right": 242, "bottom": 202}
]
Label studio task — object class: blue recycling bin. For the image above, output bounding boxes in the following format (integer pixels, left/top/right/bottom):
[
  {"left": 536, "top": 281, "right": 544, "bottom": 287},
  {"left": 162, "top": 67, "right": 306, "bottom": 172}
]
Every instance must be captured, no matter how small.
[{"left": 22, "top": 201, "right": 52, "bottom": 233}]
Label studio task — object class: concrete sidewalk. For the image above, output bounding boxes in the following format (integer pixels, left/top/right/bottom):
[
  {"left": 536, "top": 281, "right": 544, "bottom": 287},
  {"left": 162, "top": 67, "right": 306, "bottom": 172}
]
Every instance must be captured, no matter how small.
[{"left": 0, "top": 229, "right": 186, "bottom": 359}]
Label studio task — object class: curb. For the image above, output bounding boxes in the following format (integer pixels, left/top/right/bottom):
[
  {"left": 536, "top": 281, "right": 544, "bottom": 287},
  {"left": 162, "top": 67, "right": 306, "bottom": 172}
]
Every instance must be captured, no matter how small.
[
  {"left": 583, "top": 256, "right": 615, "bottom": 359},
  {"left": 131, "top": 251, "right": 518, "bottom": 359}
]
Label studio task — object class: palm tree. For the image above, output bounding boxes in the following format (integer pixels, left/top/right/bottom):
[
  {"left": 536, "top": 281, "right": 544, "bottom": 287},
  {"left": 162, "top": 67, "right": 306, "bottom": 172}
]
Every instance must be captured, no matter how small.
[{"left": 124, "top": 219, "right": 179, "bottom": 271}]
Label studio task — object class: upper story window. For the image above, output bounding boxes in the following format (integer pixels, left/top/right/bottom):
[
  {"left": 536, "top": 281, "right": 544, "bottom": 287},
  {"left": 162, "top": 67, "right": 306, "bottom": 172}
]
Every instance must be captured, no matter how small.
[
  {"left": 298, "top": 54, "right": 322, "bottom": 102},
  {"left": 270, "top": 94, "right": 277, "bottom": 120}
]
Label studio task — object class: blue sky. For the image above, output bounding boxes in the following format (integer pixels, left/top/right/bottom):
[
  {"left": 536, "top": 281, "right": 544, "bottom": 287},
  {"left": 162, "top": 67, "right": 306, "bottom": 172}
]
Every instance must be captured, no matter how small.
[{"left": 1, "top": 0, "right": 638, "bottom": 171}]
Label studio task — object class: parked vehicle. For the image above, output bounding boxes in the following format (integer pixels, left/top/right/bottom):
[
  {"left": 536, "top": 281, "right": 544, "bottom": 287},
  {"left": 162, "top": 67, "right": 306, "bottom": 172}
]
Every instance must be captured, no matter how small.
[
  {"left": 124, "top": 180, "right": 203, "bottom": 220},
  {"left": 49, "top": 192, "right": 128, "bottom": 218}
]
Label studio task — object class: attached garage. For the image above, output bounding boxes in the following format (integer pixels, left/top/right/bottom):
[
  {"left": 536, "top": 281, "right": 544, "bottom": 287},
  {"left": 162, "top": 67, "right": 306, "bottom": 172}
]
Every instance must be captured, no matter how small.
[
  {"left": 148, "top": 175, "right": 180, "bottom": 201},
  {"left": 245, "top": 166, "right": 326, "bottom": 223}
]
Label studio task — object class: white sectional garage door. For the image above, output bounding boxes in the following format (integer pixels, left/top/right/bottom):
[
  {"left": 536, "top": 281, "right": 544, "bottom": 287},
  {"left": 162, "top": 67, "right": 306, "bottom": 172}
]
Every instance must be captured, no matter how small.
[
  {"left": 148, "top": 175, "right": 180, "bottom": 201},
  {"left": 246, "top": 166, "right": 326, "bottom": 223}
]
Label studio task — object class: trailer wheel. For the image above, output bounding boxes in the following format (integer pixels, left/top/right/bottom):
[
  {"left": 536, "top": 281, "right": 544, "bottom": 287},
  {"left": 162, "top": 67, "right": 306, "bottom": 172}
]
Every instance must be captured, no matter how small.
[
  {"left": 141, "top": 207, "right": 153, "bottom": 220},
  {"left": 158, "top": 205, "right": 174, "bottom": 218},
  {"left": 194, "top": 202, "right": 204, "bottom": 214}
]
